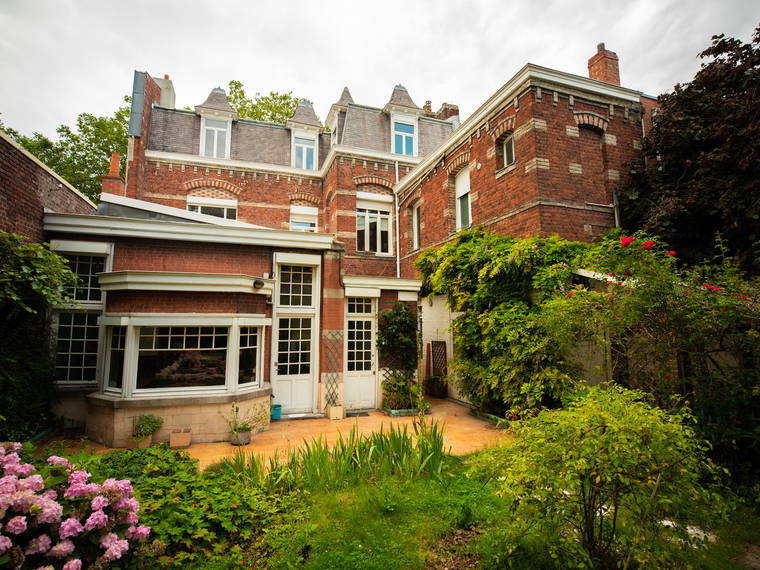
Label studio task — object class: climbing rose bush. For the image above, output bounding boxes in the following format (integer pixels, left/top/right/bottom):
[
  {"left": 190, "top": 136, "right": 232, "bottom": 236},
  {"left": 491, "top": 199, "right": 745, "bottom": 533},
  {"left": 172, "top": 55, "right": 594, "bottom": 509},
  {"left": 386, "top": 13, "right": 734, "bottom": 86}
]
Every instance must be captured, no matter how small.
[{"left": 0, "top": 443, "right": 151, "bottom": 568}]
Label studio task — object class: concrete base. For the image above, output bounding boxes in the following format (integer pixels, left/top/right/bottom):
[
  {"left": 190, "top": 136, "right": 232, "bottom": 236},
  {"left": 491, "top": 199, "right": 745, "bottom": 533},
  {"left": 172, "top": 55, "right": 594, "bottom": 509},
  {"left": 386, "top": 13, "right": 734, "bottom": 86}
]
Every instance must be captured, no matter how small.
[{"left": 85, "top": 387, "right": 272, "bottom": 448}]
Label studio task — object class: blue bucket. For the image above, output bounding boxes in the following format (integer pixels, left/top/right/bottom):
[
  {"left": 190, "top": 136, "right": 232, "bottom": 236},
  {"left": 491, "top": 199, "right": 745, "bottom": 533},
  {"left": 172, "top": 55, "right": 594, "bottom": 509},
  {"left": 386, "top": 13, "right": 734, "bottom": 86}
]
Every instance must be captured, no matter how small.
[{"left": 271, "top": 404, "right": 282, "bottom": 420}]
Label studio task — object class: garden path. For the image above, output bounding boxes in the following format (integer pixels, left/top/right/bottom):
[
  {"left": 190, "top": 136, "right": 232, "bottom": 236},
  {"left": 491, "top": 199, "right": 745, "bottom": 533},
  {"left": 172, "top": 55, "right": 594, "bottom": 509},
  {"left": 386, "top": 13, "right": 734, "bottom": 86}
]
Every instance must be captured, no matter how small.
[{"left": 189, "top": 398, "right": 508, "bottom": 469}]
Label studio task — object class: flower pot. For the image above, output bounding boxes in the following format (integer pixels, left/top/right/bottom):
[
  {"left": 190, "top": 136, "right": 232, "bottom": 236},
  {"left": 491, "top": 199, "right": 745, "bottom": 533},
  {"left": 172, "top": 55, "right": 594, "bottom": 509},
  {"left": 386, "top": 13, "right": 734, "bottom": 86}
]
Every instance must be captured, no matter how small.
[
  {"left": 328, "top": 405, "right": 344, "bottom": 420},
  {"left": 127, "top": 435, "right": 152, "bottom": 449},
  {"left": 169, "top": 428, "right": 192, "bottom": 448},
  {"left": 271, "top": 404, "right": 282, "bottom": 420},
  {"left": 231, "top": 431, "right": 251, "bottom": 446}
]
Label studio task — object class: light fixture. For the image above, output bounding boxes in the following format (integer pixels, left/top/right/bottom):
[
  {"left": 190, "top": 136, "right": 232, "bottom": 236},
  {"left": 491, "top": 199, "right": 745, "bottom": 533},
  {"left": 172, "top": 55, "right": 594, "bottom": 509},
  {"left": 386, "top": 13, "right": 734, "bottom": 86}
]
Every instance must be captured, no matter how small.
[{"left": 253, "top": 279, "right": 265, "bottom": 289}]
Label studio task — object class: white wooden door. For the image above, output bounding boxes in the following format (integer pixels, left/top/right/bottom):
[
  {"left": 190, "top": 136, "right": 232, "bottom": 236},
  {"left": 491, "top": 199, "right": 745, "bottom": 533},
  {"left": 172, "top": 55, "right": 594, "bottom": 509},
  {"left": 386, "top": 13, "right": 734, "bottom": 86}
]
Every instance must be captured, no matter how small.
[
  {"left": 344, "top": 316, "right": 376, "bottom": 409},
  {"left": 272, "top": 316, "right": 314, "bottom": 413}
]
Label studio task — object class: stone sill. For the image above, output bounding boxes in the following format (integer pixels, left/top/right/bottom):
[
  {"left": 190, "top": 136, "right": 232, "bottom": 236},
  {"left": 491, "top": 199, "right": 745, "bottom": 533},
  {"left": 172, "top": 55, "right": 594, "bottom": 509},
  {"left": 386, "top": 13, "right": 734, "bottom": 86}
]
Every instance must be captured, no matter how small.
[
  {"left": 495, "top": 163, "right": 517, "bottom": 179},
  {"left": 87, "top": 386, "right": 272, "bottom": 409}
]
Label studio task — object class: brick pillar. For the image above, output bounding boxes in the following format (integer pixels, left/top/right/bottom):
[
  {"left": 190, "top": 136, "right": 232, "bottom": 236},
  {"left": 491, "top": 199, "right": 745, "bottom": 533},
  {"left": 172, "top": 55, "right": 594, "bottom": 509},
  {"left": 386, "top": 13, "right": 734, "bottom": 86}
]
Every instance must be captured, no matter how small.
[
  {"left": 101, "top": 152, "right": 125, "bottom": 196},
  {"left": 588, "top": 43, "right": 621, "bottom": 86}
]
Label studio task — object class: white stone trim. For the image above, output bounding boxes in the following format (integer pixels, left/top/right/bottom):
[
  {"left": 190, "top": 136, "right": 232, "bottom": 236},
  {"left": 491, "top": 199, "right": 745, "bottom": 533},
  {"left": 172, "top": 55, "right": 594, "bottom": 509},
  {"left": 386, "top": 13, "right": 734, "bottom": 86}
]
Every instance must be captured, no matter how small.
[
  {"left": 44, "top": 213, "right": 335, "bottom": 250},
  {"left": 345, "top": 286, "right": 381, "bottom": 298},
  {"left": 273, "top": 252, "right": 322, "bottom": 266},
  {"left": 50, "top": 240, "right": 112, "bottom": 255},
  {"left": 356, "top": 191, "right": 394, "bottom": 204},
  {"left": 342, "top": 276, "right": 421, "bottom": 292},
  {"left": 98, "top": 270, "right": 274, "bottom": 295},
  {"left": 398, "top": 291, "right": 419, "bottom": 301},
  {"left": 186, "top": 195, "right": 237, "bottom": 207}
]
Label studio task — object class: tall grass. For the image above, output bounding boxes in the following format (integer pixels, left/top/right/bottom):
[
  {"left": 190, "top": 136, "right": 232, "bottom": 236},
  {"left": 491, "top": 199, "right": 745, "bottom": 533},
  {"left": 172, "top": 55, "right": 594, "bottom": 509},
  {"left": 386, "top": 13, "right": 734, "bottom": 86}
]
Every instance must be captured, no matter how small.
[{"left": 217, "top": 419, "right": 449, "bottom": 493}]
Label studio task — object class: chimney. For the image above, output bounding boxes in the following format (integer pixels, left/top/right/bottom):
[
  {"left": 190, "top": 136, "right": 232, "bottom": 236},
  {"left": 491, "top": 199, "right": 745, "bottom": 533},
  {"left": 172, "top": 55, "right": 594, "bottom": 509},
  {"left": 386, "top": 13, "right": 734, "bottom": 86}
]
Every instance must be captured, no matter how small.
[
  {"left": 153, "top": 74, "right": 176, "bottom": 108},
  {"left": 588, "top": 43, "right": 620, "bottom": 86},
  {"left": 435, "top": 103, "right": 459, "bottom": 121},
  {"left": 422, "top": 100, "right": 433, "bottom": 116},
  {"left": 101, "top": 152, "right": 125, "bottom": 196}
]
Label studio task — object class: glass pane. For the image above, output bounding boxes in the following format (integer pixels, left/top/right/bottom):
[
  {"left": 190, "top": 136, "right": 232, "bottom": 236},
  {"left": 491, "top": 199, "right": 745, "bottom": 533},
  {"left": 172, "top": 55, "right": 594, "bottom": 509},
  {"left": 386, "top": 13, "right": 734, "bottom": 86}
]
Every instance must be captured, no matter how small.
[
  {"left": 394, "top": 134, "right": 403, "bottom": 154},
  {"left": 199, "top": 206, "right": 225, "bottom": 219},
  {"left": 295, "top": 146, "right": 303, "bottom": 168},
  {"left": 204, "top": 129, "right": 215, "bottom": 157},
  {"left": 206, "top": 119, "right": 227, "bottom": 129},
  {"left": 405, "top": 136, "right": 413, "bottom": 156},
  {"left": 394, "top": 122, "right": 414, "bottom": 134},
  {"left": 369, "top": 218, "right": 378, "bottom": 252},
  {"left": 305, "top": 148, "right": 314, "bottom": 170},
  {"left": 216, "top": 131, "right": 226, "bottom": 158},
  {"left": 295, "top": 137, "right": 315, "bottom": 147},
  {"left": 356, "top": 216, "right": 365, "bottom": 251},
  {"left": 459, "top": 194, "right": 470, "bottom": 228}
]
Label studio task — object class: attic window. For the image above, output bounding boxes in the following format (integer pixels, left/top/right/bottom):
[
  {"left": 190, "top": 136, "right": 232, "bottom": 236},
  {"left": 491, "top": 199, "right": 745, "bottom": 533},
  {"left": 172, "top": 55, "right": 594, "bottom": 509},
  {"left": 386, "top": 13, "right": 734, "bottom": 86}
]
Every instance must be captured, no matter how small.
[
  {"left": 393, "top": 121, "right": 415, "bottom": 156},
  {"left": 294, "top": 136, "right": 316, "bottom": 170},
  {"left": 201, "top": 118, "right": 231, "bottom": 159}
]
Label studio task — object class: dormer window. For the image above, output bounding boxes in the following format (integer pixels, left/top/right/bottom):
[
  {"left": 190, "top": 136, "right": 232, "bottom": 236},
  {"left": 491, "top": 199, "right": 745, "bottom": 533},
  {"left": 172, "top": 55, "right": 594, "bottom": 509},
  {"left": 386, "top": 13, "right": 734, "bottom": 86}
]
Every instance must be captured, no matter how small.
[
  {"left": 393, "top": 121, "right": 415, "bottom": 156},
  {"left": 201, "top": 117, "right": 231, "bottom": 159},
  {"left": 294, "top": 136, "right": 316, "bottom": 170}
]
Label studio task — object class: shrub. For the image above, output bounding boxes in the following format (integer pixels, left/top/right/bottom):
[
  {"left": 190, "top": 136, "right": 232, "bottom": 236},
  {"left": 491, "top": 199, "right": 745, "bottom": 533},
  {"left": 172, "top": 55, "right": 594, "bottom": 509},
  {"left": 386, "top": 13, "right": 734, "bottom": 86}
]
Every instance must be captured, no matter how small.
[
  {"left": 381, "top": 370, "right": 418, "bottom": 410},
  {"left": 376, "top": 301, "right": 418, "bottom": 371},
  {"left": 90, "top": 445, "right": 198, "bottom": 483},
  {"left": 472, "top": 385, "right": 728, "bottom": 568},
  {"left": 0, "top": 442, "right": 155, "bottom": 569},
  {"left": 133, "top": 414, "right": 163, "bottom": 438}
]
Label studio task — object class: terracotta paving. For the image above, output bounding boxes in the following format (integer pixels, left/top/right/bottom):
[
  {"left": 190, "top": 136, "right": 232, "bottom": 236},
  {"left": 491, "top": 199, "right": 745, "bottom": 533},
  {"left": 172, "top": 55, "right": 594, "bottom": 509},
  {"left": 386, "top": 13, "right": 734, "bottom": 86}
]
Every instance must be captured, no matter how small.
[{"left": 188, "top": 398, "right": 509, "bottom": 469}]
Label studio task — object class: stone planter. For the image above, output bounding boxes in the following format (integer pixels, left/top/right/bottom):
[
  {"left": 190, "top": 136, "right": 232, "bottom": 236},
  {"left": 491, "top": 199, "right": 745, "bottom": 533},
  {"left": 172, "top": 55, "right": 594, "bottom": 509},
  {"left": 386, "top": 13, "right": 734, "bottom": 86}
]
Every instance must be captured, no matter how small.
[
  {"left": 169, "top": 428, "right": 192, "bottom": 448},
  {"left": 127, "top": 435, "right": 151, "bottom": 449},
  {"left": 327, "top": 405, "right": 345, "bottom": 420},
  {"left": 230, "top": 431, "right": 251, "bottom": 446}
]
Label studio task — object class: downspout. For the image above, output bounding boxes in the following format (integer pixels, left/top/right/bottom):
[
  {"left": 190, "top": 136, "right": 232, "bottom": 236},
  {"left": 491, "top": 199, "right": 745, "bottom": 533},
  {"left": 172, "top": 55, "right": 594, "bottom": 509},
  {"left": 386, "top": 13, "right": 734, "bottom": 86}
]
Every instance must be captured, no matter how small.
[{"left": 394, "top": 160, "right": 401, "bottom": 278}]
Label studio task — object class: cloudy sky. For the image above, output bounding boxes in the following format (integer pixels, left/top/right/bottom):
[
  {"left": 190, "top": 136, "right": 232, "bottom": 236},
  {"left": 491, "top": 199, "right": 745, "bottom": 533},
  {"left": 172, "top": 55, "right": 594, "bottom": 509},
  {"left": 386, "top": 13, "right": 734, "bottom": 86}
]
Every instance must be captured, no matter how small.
[{"left": 0, "top": 0, "right": 756, "bottom": 138}]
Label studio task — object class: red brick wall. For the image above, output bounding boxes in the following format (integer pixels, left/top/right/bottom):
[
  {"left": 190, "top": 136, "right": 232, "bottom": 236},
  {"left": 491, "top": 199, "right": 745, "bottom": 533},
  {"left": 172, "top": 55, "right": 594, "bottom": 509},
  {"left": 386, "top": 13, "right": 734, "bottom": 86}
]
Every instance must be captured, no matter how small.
[
  {"left": 106, "top": 290, "right": 267, "bottom": 314},
  {"left": 0, "top": 133, "right": 95, "bottom": 241},
  {"left": 126, "top": 74, "right": 161, "bottom": 200}
]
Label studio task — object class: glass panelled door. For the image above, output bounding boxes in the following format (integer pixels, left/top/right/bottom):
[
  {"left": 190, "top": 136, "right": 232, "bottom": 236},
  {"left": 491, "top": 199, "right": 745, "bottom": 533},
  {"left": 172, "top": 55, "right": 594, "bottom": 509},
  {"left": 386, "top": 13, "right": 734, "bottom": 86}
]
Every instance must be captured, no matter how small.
[
  {"left": 344, "top": 298, "right": 376, "bottom": 409},
  {"left": 273, "top": 316, "right": 314, "bottom": 413}
]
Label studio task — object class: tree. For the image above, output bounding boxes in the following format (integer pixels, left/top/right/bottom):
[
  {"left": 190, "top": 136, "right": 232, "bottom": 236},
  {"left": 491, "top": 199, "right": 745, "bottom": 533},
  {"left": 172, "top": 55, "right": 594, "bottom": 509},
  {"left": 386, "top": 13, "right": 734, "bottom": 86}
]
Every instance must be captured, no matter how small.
[
  {"left": 0, "top": 97, "right": 130, "bottom": 202},
  {"left": 227, "top": 80, "right": 311, "bottom": 124},
  {"left": 621, "top": 27, "right": 760, "bottom": 273}
]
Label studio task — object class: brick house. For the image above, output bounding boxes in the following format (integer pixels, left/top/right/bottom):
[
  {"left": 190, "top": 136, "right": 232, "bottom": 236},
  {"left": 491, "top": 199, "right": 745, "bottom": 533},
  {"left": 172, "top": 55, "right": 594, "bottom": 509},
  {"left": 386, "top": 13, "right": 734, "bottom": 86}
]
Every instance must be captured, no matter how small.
[{"left": 40, "top": 44, "right": 656, "bottom": 446}]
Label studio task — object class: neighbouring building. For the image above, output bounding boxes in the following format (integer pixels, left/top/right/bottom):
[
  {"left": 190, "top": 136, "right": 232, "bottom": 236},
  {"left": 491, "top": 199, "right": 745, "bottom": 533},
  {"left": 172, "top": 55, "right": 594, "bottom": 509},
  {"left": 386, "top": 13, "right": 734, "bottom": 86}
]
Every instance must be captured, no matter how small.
[{"left": 31, "top": 44, "right": 656, "bottom": 446}]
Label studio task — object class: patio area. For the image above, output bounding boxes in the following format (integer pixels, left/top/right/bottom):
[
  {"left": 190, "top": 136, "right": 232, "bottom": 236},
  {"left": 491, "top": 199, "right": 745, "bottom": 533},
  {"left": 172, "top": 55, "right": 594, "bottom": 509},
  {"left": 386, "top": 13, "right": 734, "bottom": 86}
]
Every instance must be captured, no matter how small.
[{"left": 187, "top": 398, "right": 509, "bottom": 469}]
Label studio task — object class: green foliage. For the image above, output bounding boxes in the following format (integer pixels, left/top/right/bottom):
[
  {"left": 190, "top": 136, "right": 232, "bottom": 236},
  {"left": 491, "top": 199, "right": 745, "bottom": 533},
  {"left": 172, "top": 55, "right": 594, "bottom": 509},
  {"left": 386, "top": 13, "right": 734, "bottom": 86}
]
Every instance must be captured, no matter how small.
[
  {"left": 227, "top": 80, "right": 312, "bottom": 125},
  {"left": 621, "top": 27, "right": 760, "bottom": 273},
  {"left": 133, "top": 414, "right": 164, "bottom": 438},
  {"left": 542, "top": 231, "right": 760, "bottom": 486},
  {"left": 381, "top": 370, "right": 419, "bottom": 410},
  {"left": 376, "top": 301, "right": 418, "bottom": 370},
  {"left": 0, "top": 232, "right": 78, "bottom": 316},
  {"left": 1, "top": 97, "right": 130, "bottom": 201},
  {"left": 416, "top": 229, "right": 583, "bottom": 416},
  {"left": 217, "top": 420, "right": 450, "bottom": 494},
  {"left": 79, "top": 444, "right": 198, "bottom": 483},
  {"left": 472, "top": 385, "right": 728, "bottom": 568}
]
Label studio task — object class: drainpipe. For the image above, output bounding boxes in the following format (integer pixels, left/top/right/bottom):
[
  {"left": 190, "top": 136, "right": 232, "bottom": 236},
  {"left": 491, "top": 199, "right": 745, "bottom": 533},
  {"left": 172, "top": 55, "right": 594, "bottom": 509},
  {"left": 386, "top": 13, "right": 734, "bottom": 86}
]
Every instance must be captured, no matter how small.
[{"left": 394, "top": 160, "right": 401, "bottom": 278}]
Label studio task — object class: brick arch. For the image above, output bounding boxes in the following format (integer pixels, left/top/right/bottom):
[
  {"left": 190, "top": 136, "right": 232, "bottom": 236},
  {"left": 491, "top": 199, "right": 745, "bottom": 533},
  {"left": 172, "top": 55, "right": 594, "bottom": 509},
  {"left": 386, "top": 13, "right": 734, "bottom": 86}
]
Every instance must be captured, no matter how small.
[
  {"left": 187, "top": 187, "right": 237, "bottom": 200},
  {"left": 182, "top": 178, "right": 243, "bottom": 195},
  {"left": 445, "top": 151, "right": 471, "bottom": 175},
  {"left": 574, "top": 111, "right": 608, "bottom": 132},
  {"left": 352, "top": 175, "right": 393, "bottom": 189},
  {"left": 491, "top": 115, "right": 516, "bottom": 140},
  {"left": 287, "top": 191, "right": 320, "bottom": 206}
]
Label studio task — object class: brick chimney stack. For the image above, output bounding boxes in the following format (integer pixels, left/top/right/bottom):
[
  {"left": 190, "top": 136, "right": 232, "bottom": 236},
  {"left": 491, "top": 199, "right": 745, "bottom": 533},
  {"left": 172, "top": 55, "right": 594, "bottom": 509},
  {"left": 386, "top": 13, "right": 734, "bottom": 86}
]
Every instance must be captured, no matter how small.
[
  {"left": 101, "top": 152, "right": 125, "bottom": 196},
  {"left": 588, "top": 43, "right": 620, "bottom": 86},
  {"left": 435, "top": 103, "right": 459, "bottom": 121},
  {"left": 423, "top": 100, "right": 433, "bottom": 115}
]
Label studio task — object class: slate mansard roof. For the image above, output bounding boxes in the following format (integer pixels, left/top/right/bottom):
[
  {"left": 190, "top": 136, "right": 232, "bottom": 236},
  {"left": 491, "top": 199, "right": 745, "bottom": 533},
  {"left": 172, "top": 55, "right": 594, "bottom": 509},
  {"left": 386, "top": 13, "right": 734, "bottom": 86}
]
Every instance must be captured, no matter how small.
[{"left": 145, "top": 81, "right": 456, "bottom": 167}]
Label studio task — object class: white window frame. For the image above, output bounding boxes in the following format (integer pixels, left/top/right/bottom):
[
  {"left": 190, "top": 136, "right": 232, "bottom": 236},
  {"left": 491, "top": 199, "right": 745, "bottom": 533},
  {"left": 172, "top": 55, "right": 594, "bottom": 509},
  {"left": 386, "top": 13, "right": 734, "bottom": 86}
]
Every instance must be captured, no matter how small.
[
  {"left": 356, "top": 193, "right": 394, "bottom": 256},
  {"left": 186, "top": 195, "right": 238, "bottom": 220},
  {"left": 503, "top": 136, "right": 516, "bottom": 168},
  {"left": 391, "top": 113, "right": 418, "bottom": 157},
  {"left": 345, "top": 297, "right": 376, "bottom": 374},
  {"left": 291, "top": 129, "right": 318, "bottom": 170},
  {"left": 290, "top": 205, "right": 318, "bottom": 232},
  {"left": 455, "top": 166, "right": 471, "bottom": 231},
  {"left": 200, "top": 116, "right": 232, "bottom": 159},
  {"left": 49, "top": 240, "right": 113, "bottom": 387},
  {"left": 100, "top": 314, "right": 270, "bottom": 398},
  {"left": 412, "top": 203, "right": 421, "bottom": 250}
]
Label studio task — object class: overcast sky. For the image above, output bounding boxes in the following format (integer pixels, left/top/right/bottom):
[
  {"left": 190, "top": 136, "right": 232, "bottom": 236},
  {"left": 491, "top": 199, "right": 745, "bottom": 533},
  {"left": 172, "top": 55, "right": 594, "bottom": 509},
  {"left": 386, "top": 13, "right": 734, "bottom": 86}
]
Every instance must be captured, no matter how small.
[{"left": 0, "top": 0, "right": 756, "bottom": 138}]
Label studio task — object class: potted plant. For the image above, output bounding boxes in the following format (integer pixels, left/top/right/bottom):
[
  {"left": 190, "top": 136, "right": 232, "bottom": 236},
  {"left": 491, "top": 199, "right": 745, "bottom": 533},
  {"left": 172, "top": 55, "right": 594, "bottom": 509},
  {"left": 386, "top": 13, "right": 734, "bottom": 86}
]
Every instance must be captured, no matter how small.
[
  {"left": 128, "top": 414, "right": 163, "bottom": 449},
  {"left": 226, "top": 405, "right": 252, "bottom": 446}
]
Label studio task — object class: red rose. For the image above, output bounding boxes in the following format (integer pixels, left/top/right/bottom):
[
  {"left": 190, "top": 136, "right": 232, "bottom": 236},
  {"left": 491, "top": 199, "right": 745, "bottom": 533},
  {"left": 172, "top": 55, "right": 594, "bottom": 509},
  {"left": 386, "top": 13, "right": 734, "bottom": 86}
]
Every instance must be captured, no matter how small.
[
  {"left": 616, "top": 281, "right": 622, "bottom": 285},
  {"left": 566, "top": 292, "right": 574, "bottom": 298},
  {"left": 666, "top": 250, "right": 676, "bottom": 256},
  {"left": 620, "top": 236, "right": 634, "bottom": 247},
  {"left": 643, "top": 240, "right": 655, "bottom": 250},
  {"left": 741, "top": 295, "right": 747, "bottom": 300}
]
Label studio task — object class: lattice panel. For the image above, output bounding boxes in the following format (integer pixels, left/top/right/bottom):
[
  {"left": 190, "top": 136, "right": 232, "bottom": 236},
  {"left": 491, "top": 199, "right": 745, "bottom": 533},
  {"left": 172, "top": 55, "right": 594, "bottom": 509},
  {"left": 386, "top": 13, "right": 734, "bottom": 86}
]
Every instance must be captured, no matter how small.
[
  {"left": 322, "top": 330, "right": 343, "bottom": 406},
  {"left": 431, "top": 341, "right": 448, "bottom": 377}
]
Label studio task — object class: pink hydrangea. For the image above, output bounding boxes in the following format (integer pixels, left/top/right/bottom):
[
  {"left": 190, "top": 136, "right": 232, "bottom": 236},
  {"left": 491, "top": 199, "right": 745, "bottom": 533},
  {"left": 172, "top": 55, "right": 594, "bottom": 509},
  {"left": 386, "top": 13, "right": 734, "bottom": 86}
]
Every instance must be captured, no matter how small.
[
  {"left": 6, "top": 515, "right": 27, "bottom": 534},
  {"left": 47, "top": 539, "right": 76, "bottom": 558},
  {"left": 84, "top": 509, "right": 108, "bottom": 531},
  {"left": 0, "top": 535, "right": 12, "bottom": 554},
  {"left": 34, "top": 497, "right": 63, "bottom": 524},
  {"left": 64, "top": 482, "right": 100, "bottom": 499},
  {"left": 104, "top": 539, "right": 129, "bottom": 561},
  {"left": 91, "top": 495, "right": 109, "bottom": 511},
  {"left": 3, "top": 462, "right": 35, "bottom": 477},
  {"left": 2, "top": 452, "right": 20, "bottom": 466},
  {"left": 24, "top": 533, "right": 52, "bottom": 555},
  {"left": 102, "top": 478, "right": 133, "bottom": 497},
  {"left": 62, "top": 560, "right": 82, "bottom": 570},
  {"left": 18, "top": 474, "right": 45, "bottom": 492},
  {"left": 113, "top": 497, "right": 139, "bottom": 512},
  {"left": 124, "top": 512, "right": 139, "bottom": 525},
  {"left": 47, "top": 456, "right": 73, "bottom": 468},
  {"left": 67, "top": 471, "right": 91, "bottom": 486},
  {"left": 125, "top": 525, "right": 151, "bottom": 540},
  {"left": 58, "top": 517, "right": 84, "bottom": 540}
]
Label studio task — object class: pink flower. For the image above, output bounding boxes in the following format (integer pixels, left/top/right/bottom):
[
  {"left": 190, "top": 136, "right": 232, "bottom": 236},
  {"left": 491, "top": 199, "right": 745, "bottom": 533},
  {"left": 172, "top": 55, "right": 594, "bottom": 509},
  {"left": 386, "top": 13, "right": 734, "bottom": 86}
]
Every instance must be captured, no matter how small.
[
  {"left": 84, "top": 509, "right": 108, "bottom": 530},
  {"left": 91, "top": 495, "right": 109, "bottom": 511},
  {"left": 3, "top": 462, "right": 34, "bottom": 477},
  {"left": 104, "top": 539, "right": 129, "bottom": 560},
  {"left": 619, "top": 236, "right": 634, "bottom": 247},
  {"left": 126, "top": 525, "right": 151, "bottom": 540},
  {"left": 62, "top": 560, "right": 82, "bottom": 570},
  {"left": 6, "top": 515, "right": 27, "bottom": 534},
  {"left": 100, "top": 532, "right": 119, "bottom": 548},
  {"left": 666, "top": 250, "right": 676, "bottom": 256},
  {"left": 643, "top": 240, "right": 655, "bottom": 250},
  {"left": 34, "top": 497, "right": 63, "bottom": 524},
  {"left": 18, "top": 474, "right": 44, "bottom": 492},
  {"left": 67, "top": 471, "right": 91, "bottom": 486},
  {"left": 566, "top": 292, "right": 574, "bottom": 298},
  {"left": 113, "top": 497, "right": 139, "bottom": 512},
  {"left": 59, "top": 518, "right": 84, "bottom": 540},
  {"left": 47, "top": 456, "right": 73, "bottom": 468},
  {"left": 124, "top": 512, "right": 139, "bottom": 525},
  {"left": 24, "top": 533, "right": 52, "bottom": 555},
  {"left": 47, "top": 539, "right": 75, "bottom": 558},
  {"left": 740, "top": 294, "right": 748, "bottom": 300},
  {"left": 0, "top": 535, "right": 11, "bottom": 554}
]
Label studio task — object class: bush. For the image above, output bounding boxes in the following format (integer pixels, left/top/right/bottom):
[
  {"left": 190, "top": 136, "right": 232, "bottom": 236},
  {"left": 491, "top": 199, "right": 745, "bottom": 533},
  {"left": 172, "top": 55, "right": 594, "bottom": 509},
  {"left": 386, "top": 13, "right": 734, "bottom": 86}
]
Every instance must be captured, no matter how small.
[
  {"left": 381, "top": 370, "right": 418, "bottom": 410},
  {"left": 133, "top": 414, "right": 163, "bottom": 438},
  {"left": 472, "top": 385, "right": 728, "bottom": 568},
  {"left": 376, "top": 301, "right": 418, "bottom": 371},
  {"left": 90, "top": 445, "right": 198, "bottom": 483}
]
